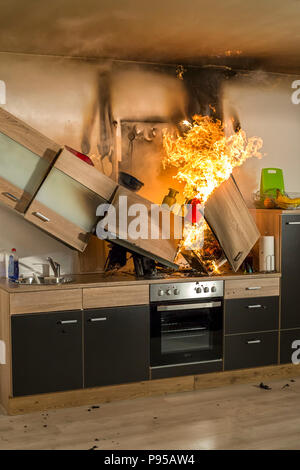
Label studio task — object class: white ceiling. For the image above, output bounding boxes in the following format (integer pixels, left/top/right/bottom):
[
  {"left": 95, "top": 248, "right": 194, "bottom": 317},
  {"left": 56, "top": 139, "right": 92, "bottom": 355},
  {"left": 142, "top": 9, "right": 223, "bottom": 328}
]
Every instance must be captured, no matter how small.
[{"left": 1, "top": 0, "right": 300, "bottom": 72}]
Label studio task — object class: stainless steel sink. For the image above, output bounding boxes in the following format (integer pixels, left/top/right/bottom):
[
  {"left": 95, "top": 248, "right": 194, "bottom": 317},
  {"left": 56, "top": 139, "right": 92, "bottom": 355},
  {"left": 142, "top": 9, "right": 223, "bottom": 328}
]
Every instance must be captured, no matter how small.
[{"left": 17, "top": 276, "right": 74, "bottom": 285}]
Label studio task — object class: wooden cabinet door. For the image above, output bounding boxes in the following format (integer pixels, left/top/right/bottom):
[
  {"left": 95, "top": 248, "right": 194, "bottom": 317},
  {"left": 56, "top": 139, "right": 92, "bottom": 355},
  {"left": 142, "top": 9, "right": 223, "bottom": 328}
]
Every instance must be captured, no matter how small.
[
  {"left": 0, "top": 107, "right": 60, "bottom": 213},
  {"left": 11, "top": 311, "right": 83, "bottom": 396},
  {"left": 205, "top": 176, "right": 260, "bottom": 272},
  {"left": 281, "top": 215, "right": 300, "bottom": 329},
  {"left": 84, "top": 305, "right": 150, "bottom": 388},
  {"left": 24, "top": 149, "right": 118, "bottom": 252},
  {"left": 24, "top": 167, "right": 106, "bottom": 251}
]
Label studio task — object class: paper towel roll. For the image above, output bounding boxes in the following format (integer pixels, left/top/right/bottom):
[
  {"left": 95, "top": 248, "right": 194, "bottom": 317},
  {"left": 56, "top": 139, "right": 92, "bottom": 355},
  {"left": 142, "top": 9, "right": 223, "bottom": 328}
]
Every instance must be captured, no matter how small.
[{"left": 259, "top": 236, "right": 275, "bottom": 272}]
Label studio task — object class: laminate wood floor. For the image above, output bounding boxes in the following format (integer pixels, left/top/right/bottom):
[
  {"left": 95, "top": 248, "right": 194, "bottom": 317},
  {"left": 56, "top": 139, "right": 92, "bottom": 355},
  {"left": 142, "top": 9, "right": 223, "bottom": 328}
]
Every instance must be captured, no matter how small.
[{"left": 1, "top": 377, "right": 300, "bottom": 450}]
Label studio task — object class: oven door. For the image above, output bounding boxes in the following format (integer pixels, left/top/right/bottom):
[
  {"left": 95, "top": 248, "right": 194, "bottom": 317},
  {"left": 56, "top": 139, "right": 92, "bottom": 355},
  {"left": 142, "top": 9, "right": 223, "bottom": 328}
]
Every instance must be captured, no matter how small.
[{"left": 150, "top": 299, "right": 223, "bottom": 367}]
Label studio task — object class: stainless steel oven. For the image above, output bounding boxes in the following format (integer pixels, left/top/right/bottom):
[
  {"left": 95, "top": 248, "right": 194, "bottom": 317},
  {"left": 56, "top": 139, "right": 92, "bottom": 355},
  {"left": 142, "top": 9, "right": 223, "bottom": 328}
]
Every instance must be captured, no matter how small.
[{"left": 150, "top": 281, "right": 223, "bottom": 377}]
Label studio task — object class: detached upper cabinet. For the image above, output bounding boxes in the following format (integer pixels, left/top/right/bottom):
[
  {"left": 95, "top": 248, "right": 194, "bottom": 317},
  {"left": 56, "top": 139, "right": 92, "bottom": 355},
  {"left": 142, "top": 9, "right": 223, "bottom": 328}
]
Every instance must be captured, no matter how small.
[
  {"left": 25, "top": 148, "right": 118, "bottom": 251},
  {"left": 0, "top": 107, "right": 61, "bottom": 213}
]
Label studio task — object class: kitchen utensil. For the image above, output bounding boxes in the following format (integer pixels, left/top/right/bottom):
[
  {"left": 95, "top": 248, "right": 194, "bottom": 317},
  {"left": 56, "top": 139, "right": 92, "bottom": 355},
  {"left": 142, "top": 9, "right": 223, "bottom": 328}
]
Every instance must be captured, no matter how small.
[
  {"left": 260, "top": 168, "right": 285, "bottom": 199},
  {"left": 118, "top": 171, "right": 144, "bottom": 192}
]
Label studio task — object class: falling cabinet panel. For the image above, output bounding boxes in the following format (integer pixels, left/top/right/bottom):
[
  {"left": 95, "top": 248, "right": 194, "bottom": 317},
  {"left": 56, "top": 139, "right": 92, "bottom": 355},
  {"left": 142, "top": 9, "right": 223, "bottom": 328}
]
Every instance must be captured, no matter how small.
[
  {"left": 25, "top": 149, "right": 118, "bottom": 252},
  {"left": 0, "top": 107, "right": 60, "bottom": 212}
]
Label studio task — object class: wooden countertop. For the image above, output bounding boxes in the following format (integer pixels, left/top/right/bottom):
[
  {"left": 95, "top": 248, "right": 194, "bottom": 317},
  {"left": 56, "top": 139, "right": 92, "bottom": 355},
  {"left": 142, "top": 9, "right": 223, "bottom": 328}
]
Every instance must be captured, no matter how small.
[{"left": 0, "top": 271, "right": 281, "bottom": 293}]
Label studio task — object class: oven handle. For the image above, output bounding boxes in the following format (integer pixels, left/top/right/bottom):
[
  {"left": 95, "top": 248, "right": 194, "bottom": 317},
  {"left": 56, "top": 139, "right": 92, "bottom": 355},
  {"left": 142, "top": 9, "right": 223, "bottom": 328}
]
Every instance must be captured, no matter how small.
[{"left": 157, "top": 301, "right": 222, "bottom": 312}]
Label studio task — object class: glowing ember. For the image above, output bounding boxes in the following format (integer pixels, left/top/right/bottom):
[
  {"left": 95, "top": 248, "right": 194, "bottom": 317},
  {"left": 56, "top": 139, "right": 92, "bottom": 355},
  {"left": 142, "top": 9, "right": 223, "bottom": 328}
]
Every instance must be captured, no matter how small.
[{"left": 163, "top": 114, "right": 263, "bottom": 272}]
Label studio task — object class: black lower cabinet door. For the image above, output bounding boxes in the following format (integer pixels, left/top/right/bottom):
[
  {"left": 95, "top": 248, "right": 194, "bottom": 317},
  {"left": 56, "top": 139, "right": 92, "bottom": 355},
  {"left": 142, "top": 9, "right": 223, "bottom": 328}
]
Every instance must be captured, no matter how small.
[
  {"left": 224, "top": 331, "right": 278, "bottom": 371},
  {"left": 12, "top": 311, "right": 83, "bottom": 397},
  {"left": 281, "top": 215, "right": 300, "bottom": 329},
  {"left": 225, "top": 296, "right": 279, "bottom": 335},
  {"left": 84, "top": 305, "right": 150, "bottom": 388},
  {"left": 280, "top": 329, "right": 300, "bottom": 364}
]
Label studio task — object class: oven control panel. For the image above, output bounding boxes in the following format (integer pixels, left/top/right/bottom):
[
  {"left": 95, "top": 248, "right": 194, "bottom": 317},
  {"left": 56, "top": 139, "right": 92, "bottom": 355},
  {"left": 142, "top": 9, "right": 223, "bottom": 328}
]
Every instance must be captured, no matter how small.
[{"left": 150, "top": 280, "right": 224, "bottom": 302}]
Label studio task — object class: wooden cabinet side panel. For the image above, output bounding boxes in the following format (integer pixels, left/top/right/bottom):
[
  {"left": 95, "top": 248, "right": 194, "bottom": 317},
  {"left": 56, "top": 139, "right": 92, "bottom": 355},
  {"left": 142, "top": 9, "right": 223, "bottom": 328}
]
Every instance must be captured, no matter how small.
[
  {"left": 0, "top": 289, "right": 11, "bottom": 410},
  {"left": 10, "top": 289, "right": 83, "bottom": 315},
  {"left": 250, "top": 210, "right": 281, "bottom": 272},
  {"left": 83, "top": 285, "right": 149, "bottom": 309}
]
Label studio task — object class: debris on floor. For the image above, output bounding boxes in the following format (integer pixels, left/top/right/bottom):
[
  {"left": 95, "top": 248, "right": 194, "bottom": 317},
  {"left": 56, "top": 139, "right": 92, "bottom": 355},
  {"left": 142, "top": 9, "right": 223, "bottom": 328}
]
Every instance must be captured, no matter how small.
[
  {"left": 282, "top": 384, "right": 290, "bottom": 389},
  {"left": 258, "top": 382, "right": 272, "bottom": 390}
]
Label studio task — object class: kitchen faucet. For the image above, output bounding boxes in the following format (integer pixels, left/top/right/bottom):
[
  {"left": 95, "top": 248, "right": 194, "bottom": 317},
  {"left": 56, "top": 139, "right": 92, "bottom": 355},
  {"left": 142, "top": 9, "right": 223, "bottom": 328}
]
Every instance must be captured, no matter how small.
[{"left": 46, "top": 257, "right": 61, "bottom": 278}]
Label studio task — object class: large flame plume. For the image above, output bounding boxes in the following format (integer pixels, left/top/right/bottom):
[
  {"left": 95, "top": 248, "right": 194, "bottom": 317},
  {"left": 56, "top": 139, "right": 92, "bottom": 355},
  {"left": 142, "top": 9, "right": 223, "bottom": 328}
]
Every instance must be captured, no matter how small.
[
  {"left": 163, "top": 115, "right": 263, "bottom": 203},
  {"left": 163, "top": 115, "right": 263, "bottom": 273}
]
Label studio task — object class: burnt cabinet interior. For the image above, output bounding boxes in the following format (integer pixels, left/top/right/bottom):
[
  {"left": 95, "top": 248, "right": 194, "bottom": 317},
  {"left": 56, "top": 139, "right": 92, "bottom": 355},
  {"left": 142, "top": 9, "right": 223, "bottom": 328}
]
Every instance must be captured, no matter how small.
[
  {"left": 11, "top": 310, "right": 83, "bottom": 397},
  {"left": 84, "top": 305, "right": 150, "bottom": 388}
]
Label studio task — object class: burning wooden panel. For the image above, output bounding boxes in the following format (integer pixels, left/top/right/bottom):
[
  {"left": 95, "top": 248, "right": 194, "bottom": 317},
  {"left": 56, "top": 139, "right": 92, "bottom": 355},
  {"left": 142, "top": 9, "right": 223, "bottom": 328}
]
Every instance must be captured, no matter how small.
[
  {"left": 104, "top": 185, "right": 183, "bottom": 269},
  {"left": 204, "top": 176, "right": 260, "bottom": 272}
]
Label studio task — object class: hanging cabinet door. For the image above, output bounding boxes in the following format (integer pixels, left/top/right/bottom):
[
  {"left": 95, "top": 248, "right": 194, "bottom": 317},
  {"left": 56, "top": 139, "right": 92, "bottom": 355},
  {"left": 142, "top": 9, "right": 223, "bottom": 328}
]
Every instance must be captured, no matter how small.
[
  {"left": 0, "top": 107, "right": 61, "bottom": 213},
  {"left": 205, "top": 176, "right": 260, "bottom": 272},
  {"left": 25, "top": 149, "right": 118, "bottom": 251}
]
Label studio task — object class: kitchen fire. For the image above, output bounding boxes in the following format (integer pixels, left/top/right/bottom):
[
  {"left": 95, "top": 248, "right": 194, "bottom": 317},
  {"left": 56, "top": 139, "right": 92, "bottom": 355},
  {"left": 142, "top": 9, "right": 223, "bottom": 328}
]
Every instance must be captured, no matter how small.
[{"left": 0, "top": 0, "right": 300, "bottom": 453}]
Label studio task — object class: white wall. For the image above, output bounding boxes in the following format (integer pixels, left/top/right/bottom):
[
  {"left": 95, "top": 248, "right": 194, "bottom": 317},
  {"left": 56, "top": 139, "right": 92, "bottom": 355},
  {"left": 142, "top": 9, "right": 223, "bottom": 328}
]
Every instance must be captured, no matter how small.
[
  {"left": 0, "top": 54, "right": 187, "bottom": 275},
  {"left": 223, "top": 72, "right": 300, "bottom": 204}
]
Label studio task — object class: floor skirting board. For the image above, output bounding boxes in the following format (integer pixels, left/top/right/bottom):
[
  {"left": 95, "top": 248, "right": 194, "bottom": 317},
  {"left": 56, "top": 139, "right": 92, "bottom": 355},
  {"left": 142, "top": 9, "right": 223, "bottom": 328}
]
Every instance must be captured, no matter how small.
[{"left": 6, "top": 364, "right": 300, "bottom": 415}]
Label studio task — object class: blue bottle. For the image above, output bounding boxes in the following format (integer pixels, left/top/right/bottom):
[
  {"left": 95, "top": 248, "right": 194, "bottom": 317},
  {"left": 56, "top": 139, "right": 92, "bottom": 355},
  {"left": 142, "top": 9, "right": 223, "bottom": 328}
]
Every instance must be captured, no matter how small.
[{"left": 8, "top": 248, "right": 19, "bottom": 281}]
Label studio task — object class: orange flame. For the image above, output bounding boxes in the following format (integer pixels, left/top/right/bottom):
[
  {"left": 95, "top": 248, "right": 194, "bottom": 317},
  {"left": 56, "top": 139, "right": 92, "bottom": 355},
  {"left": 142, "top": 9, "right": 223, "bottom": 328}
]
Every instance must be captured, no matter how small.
[
  {"left": 163, "top": 115, "right": 263, "bottom": 203},
  {"left": 163, "top": 115, "right": 263, "bottom": 272}
]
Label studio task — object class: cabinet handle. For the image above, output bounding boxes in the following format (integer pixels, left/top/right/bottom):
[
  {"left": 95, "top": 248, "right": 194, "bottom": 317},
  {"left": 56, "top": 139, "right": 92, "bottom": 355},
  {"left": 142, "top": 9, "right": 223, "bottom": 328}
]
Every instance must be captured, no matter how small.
[
  {"left": 246, "top": 339, "right": 261, "bottom": 344},
  {"left": 246, "top": 305, "right": 266, "bottom": 309},
  {"left": 246, "top": 287, "right": 262, "bottom": 291},
  {"left": 88, "top": 317, "right": 107, "bottom": 322},
  {"left": 287, "top": 222, "right": 300, "bottom": 225},
  {"left": 3, "top": 192, "right": 20, "bottom": 202},
  {"left": 33, "top": 211, "right": 50, "bottom": 222},
  {"left": 57, "top": 320, "right": 78, "bottom": 325}
]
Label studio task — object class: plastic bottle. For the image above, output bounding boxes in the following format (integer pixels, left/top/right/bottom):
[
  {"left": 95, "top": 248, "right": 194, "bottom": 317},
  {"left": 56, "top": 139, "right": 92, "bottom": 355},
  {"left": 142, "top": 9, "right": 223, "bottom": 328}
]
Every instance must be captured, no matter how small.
[{"left": 8, "top": 248, "right": 19, "bottom": 281}]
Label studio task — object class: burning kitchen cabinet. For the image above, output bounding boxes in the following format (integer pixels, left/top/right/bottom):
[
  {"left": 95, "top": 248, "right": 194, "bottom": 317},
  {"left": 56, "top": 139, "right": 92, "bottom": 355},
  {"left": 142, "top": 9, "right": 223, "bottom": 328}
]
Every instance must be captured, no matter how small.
[
  {"left": 100, "top": 185, "right": 183, "bottom": 269},
  {"left": 205, "top": 176, "right": 260, "bottom": 272}
]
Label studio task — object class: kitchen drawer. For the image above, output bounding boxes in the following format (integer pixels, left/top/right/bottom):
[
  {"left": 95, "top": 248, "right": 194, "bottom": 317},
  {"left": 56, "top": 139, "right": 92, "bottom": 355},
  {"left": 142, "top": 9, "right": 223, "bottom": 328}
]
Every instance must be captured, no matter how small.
[
  {"left": 83, "top": 284, "right": 149, "bottom": 309},
  {"left": 225, "top": 278, "right": 280, "bottom": 299},
  {"left": 10, "top": 289, "right": 82, "bottom": 314},
  {"left": 224, "top": 331, "right": 278, "bottom": 371},
  {"left": 225, "top": 296, "right": 279, "bottom": 334},
  {"left": 280, "top": 329, "right": 300, "bottom": 365}
]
